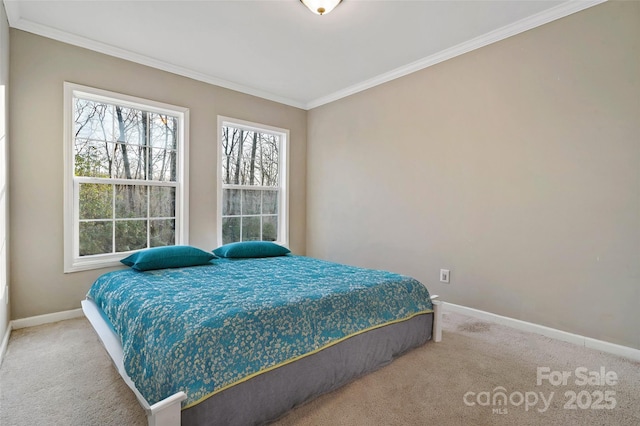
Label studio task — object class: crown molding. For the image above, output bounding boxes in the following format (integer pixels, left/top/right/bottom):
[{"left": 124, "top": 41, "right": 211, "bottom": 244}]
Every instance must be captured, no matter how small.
[
  {"left": 4, "top": 0, "right": 606, "bottom": 111},
  {"left": 3, "top": 0, "right": 21, "bottom": 27},
  {"left": 304, "top": 0, "right": 607, "bottom": 110},
  {"left": 3, "top": 1, "right": 306, "bottom": 110}
]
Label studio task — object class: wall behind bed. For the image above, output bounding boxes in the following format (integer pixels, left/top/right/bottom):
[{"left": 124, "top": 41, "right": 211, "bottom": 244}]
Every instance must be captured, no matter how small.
[
  {"left": 9, "top": 30, "right": 307, "bottom": 319},
  {"left": 306, "top": 1, "right": 640, "bottom": 349}
]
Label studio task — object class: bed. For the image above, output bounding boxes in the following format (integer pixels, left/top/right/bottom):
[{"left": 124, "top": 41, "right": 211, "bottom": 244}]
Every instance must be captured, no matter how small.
[{"left": 82, "top": 251, "right": 442, "bottom": 426}]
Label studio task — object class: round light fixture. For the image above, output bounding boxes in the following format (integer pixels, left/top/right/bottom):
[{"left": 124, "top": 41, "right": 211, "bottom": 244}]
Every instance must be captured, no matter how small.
[{"left": 300, "top": 0, "right": 343, "bottom": 16}]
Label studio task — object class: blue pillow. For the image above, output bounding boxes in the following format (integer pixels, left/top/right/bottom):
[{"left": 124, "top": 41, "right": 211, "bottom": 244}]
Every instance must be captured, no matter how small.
[
  {"left": 121, "top": 245, "right": 216, "bottom": 271},
  {"left": 213, "top": 241, "right": 290, "bottom": 258}
]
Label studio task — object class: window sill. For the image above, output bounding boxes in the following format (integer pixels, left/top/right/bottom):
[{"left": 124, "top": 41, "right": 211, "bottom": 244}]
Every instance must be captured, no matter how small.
[{"left": 64, "top": 256, "right": 127, "bottom": 274}]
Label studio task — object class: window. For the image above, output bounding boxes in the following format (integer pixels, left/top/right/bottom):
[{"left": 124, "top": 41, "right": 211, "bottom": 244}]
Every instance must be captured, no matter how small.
[
  {"left": 64, "top": 83, "right": 189, "bottom": 272},
  {"left": 217, "top": 117, "right": 288, "bottom": 247}
]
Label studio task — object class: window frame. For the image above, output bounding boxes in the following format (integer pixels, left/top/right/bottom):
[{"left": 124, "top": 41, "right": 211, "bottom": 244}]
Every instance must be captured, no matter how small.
[
  {"left": 216, "top": 116, "right": 289, "bottom": 248},
  {"left": 63, "top": 82, "right": 190, "bottom": 273}
]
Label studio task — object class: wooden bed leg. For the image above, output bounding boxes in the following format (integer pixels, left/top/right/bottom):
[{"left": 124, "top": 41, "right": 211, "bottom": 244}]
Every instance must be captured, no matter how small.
[
  {"left": 147, "top": 392, "right": 187, "bottom": 426},
  {"left": 432, "top": 299, "right": 442, "bottom": 343}
]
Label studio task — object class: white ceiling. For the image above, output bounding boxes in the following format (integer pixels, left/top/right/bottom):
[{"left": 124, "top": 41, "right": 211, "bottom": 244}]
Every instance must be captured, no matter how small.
[{"left": 4, "top": 0, "right": 604, "bottom": 109}]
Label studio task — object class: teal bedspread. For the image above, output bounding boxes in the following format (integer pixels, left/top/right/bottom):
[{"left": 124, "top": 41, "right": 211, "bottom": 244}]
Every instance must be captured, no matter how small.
[{"left": 87, "top": 255, "right": 433, "bottom": 408}]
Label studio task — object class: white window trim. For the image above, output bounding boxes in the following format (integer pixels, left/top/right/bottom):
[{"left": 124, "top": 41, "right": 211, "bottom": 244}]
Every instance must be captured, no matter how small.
[
  {"left": 63, "top": 82, "right": 190, "bottom": 273},
  {"left": 216, "top": 116, "right": 289, "bottom": 248}
]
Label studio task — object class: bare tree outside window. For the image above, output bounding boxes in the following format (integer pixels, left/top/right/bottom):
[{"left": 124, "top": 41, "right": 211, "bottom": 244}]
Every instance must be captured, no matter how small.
[
  {"left": 74, "top": 98, "right": 179, "bottom": 256},
  {"left": 220, "top": 124, "right": 281, "bottom": 244}
]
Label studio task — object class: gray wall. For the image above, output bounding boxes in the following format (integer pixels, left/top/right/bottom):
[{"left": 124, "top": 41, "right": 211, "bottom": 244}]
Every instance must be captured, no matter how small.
[
  {"left": 9, "top": 30, "right": 307, "bottom": 319},
  {"left": 307, "top": 1, "right": 640, "bottom": 349}
]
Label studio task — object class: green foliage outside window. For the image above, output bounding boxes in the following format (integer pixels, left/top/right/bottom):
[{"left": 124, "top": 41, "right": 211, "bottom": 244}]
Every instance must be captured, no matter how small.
[{"left": 74, "top": 98, "right": 178, "bottom": 257}]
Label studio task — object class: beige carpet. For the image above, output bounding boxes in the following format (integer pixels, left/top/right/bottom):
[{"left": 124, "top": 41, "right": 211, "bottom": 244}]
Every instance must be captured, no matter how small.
[{"left": 1, "top": 312, "right": 638, "bottom": 426}]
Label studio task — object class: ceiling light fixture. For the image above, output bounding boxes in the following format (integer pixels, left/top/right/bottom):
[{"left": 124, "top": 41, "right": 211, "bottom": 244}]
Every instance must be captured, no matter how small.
[{"left": 300, "top": 0, "right": 343, "bottom": 16}]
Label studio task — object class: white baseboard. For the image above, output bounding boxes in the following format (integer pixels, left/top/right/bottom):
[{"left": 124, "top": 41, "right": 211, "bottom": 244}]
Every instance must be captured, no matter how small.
[
  {"left": 443, "top": 302, "right": 640, "bottom": 362},
  {"left": 11, "top": 308, "right": 84, "bottom": 330},
  {"left": 0, "top": 322, "right": 11, "bottom": 367}
]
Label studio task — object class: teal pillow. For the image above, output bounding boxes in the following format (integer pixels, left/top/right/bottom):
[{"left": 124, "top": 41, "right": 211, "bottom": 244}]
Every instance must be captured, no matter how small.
[
  {"left": 213, "top": 241, "right": 290, "bottom": 258},
  {"left": 121, "top": 245, "right": 216, "bottom": 271}
]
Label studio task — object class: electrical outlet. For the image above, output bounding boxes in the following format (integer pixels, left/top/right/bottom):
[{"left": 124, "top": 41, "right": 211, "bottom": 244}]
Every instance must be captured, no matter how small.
[{"left": 440, "top": 269, "right": 450, "bottom": 283}]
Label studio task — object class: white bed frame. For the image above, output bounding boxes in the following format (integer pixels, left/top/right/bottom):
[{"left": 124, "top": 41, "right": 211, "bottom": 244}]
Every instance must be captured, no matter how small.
[{"left": 82, "top": 296, "right": 442, "bottom": 426}]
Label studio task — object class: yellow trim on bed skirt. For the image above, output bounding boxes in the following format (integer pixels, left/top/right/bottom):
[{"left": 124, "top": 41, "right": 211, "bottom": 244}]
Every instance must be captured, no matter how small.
[{"left": 183, "top": 309, "right": 434, "bottom": 409}]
